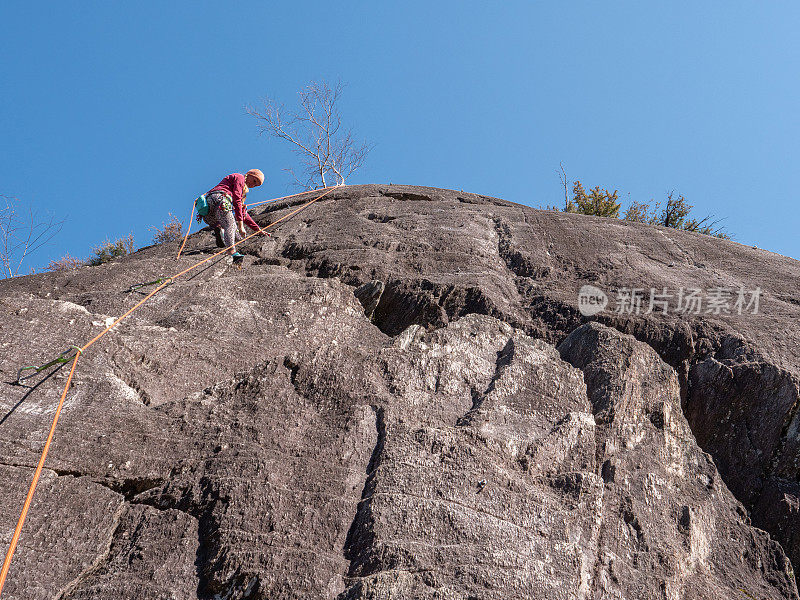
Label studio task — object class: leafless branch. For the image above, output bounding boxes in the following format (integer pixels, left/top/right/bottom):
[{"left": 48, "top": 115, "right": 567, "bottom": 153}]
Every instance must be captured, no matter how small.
[
  {"left": 558, "top": 163, "right": 569, "bottom": 210},
  {"left": 0, "top": 195, "right": 64, "bottom": 279},
  {"left": 247, "top": 80, "right": 372, "bottom": 190}
]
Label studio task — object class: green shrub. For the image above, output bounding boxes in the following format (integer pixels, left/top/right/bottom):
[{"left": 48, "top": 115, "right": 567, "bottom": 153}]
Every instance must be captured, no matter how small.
[
  {"left": 624, "top": 200, "right": 660, "bottom": 224},
  {"left": 565, "top": 181, "right": 621, "bottom": 218},
  {"left": 550, "top": 169, "right": 731, "bottom": 239},
  {"left": 624, "top": 193, "right": 729, "bottom": 238},
  {"left": 658, "top": 193, "right": 693, "bottom": 229},
  {"left": 90, "top": 234, "right": 135, "bottom": 266}
]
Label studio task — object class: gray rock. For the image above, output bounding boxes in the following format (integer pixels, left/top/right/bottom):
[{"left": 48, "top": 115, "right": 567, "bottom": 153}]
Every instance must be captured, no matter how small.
[
  {"left": 0, "top": 184, "right": 799, "bottom": 599},
  {"left": 353, "top": 280, "right": 385, "bottom": 319}
]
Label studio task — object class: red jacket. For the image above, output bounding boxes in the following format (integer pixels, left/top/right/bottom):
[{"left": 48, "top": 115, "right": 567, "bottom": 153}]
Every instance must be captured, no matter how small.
[{"left": 208, "top": 173, "right": 259, "bottom": 231}]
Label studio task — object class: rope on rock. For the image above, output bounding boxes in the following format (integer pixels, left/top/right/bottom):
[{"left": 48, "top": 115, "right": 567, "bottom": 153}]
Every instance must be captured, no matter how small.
[
  {"left": 244, "top": 185, "right": 336, "bottom": 209},
  {"left": 0, "top": 353, "right": 80, "bottom": 591},
  {"left": 0, "top": 186, "right": 338, "bottom": 597},
  {"left": 175, "top": 186, "right": 336, "bottom": 261},
  {"left": 175, "top": 201, "right": 195, "bottom": 260}
]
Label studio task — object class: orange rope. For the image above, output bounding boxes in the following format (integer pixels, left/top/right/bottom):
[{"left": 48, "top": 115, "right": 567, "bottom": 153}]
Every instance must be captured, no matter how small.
[
  {"left": 0, "top": 186, "right": 337, "bottom": 596},
  {"left": 176, "top": 186, "right": 336, "bottom": 260},
  {"left": 0, "top": 353, "right": 80, "bottom": 590},
  {"left": 245, "top": 185, "right": 336, "bottom": 209},
  {"left": 175, "top": 201, "right": 195, "bottom": 260}
]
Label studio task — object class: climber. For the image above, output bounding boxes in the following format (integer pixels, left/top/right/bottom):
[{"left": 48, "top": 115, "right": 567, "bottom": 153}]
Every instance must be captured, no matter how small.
[{"left": 200, "top": 169, "right": 269, "bottom": 258}]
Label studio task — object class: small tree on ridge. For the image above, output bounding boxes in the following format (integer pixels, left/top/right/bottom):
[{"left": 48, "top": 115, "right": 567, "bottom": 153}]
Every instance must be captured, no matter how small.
[
  {"left": 246, "top": 80, "right": 372, "bottom": 189},
  {"left": 566, "top": 181, "right": 621, "bottom": 218}
]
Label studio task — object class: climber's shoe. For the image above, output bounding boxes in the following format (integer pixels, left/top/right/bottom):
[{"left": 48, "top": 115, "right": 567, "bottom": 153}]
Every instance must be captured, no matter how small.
[{"left": 213, "top": 228, "right": 225, "bottom": 248}]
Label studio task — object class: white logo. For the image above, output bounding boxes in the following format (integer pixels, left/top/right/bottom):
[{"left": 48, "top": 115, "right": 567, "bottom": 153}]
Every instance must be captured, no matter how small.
[{"left": 578, "top": 285, "right": 608, "bottom": 316}]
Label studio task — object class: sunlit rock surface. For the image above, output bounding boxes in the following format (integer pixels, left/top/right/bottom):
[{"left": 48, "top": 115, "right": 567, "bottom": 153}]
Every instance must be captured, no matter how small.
[{"left": 1, "top": 184, "right": 799, "bottom": 599}]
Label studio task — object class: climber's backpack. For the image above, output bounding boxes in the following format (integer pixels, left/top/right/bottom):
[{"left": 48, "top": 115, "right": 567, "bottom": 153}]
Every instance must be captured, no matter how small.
[{"left": 195, "top": 194, "right": 209, "bottom": 216}]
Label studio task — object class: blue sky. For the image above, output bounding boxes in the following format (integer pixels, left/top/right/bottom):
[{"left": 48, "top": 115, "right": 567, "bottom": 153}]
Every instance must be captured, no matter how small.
[{"left": 2, "top": 1, "right": 799, "bottom": 271}]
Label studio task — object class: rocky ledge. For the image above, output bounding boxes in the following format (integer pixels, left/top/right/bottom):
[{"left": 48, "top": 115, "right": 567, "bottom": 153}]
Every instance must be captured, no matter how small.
[{"left": 1, "top": 184, "right": 799, "bottom": 599}]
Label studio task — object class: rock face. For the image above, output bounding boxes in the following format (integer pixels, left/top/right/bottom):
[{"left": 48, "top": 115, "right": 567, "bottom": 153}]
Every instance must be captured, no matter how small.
[{"left": 0, "top": 184, "right": 799, "bottom": 599}]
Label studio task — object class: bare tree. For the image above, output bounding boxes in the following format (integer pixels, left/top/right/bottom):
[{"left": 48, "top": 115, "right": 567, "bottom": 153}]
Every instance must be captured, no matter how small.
[
  {"left": 246, "top": 80, "right": 372, "bottom": 189},
  {"left": 0, "top": 195, "right": 63, "bottom": 279},
  {"left": 558, "top": 162, "right": 573, "bottom": 211}
]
